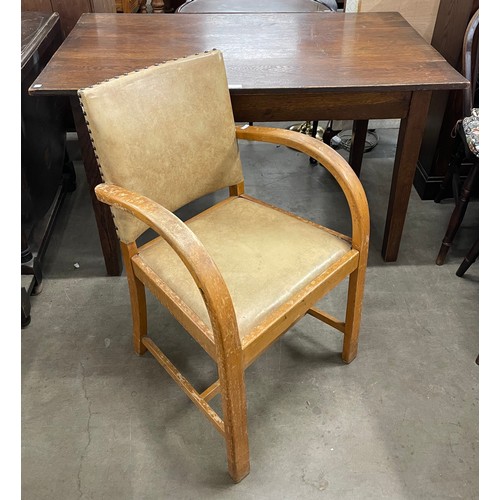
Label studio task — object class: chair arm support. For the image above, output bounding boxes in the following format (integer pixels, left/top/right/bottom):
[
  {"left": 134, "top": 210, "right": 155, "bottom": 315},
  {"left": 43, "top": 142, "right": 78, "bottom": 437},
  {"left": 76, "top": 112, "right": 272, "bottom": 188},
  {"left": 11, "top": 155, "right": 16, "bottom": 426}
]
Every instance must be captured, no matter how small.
[
  {"left": 236, "top": 125, "right": 370, "bottom": 254},
  {"left": 94, "top": 183, "right": 242, "bottom": 357}
]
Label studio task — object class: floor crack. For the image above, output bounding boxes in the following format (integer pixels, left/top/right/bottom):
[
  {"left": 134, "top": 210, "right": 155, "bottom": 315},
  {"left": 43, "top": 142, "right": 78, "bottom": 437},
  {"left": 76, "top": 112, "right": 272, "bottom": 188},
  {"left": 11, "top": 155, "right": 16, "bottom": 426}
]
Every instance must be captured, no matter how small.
[{"left": 77, "top": 361, "right": 92, "bottom": 499}]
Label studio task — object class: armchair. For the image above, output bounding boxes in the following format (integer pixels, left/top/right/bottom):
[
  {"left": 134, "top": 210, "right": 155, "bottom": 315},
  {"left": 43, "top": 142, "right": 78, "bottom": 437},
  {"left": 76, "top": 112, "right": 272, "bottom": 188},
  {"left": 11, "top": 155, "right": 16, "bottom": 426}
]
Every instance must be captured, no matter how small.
[{"left": 78, "top": 49, "right": 369, "bottom": 482}]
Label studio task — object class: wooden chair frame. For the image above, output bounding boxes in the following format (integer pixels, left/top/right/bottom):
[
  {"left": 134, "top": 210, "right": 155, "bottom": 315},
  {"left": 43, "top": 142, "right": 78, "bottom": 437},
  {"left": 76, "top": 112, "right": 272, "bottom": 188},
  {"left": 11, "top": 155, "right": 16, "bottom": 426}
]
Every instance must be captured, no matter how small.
[
  {"left": 95, "top": 125, "right": 369, "bottom": 482},
  {"left": 435, "top": 9, "right": 479, "bottom": 267}
]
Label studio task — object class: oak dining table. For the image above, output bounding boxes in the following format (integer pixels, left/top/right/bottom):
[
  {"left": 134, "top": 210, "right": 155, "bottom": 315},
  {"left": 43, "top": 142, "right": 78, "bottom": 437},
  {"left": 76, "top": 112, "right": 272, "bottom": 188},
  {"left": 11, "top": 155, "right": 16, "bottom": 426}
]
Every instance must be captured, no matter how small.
[{"left": 29, "top": 12, "right": 468, "bottom": 276}]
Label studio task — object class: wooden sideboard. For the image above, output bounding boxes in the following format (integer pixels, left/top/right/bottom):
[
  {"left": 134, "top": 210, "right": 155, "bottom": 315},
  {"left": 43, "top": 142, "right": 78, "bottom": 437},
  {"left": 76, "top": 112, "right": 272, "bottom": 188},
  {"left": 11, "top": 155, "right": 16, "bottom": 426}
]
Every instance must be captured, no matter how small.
[{"left": 21, "top": 11, "right": 76, "bottom": 326}]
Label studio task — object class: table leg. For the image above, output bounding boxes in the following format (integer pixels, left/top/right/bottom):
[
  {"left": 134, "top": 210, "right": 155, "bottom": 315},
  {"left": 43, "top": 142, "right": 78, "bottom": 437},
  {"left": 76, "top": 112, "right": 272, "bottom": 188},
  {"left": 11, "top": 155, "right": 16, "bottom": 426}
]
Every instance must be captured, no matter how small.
[
  {"left": 349, "top": 119, "right": 368, "bottom": 177},
  {"left": 70, "top": 97, "right": 123, "bottom": 276},
  {"left": 382, "top": 91, "right": 432, "bottom": 261}
]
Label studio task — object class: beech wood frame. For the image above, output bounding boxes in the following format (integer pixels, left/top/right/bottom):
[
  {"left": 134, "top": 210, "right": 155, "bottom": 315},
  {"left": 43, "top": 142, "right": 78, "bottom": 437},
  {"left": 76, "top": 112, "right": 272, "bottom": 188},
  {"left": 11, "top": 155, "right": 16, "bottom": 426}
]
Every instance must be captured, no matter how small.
[{"left": 95, "top": 125, "right": 369, "bottom": 483}]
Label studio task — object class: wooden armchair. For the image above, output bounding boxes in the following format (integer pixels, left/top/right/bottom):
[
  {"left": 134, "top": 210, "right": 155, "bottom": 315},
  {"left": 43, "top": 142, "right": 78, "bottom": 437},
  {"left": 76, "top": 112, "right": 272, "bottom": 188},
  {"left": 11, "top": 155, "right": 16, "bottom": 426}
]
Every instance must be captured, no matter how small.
[{"left": 78, "top": 50, "right": 369, "bottom": 482}]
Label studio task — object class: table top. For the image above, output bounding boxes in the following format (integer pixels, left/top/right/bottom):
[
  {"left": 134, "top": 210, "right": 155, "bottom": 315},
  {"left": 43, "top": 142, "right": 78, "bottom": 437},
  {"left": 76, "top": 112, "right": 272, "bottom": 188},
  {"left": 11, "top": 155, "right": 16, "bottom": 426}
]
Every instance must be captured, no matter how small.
[{"left": 30, "top": 12, "right": 468, "bottom": 96}]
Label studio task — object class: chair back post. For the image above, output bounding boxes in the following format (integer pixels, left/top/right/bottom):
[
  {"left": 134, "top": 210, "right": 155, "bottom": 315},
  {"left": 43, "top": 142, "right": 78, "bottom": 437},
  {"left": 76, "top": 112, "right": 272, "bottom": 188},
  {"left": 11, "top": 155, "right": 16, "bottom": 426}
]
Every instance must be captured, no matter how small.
[{"left": 461, "top": 9, "right": 479, "bottom": 117}]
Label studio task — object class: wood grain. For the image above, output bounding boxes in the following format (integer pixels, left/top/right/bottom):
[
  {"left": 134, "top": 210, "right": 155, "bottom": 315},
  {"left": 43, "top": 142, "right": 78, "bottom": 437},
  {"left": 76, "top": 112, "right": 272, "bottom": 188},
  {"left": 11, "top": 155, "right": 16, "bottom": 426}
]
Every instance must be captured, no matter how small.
[{"left": 30, "top": 12, "right": 468, "bottom": 95}]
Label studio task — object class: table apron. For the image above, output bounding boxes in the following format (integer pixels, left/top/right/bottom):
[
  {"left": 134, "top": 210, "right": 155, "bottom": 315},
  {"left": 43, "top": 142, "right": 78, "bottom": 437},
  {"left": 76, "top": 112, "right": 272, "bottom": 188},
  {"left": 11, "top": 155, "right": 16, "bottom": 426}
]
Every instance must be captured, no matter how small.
[{"left": 230, "top": 91, "right": 411, "bottom": 122}]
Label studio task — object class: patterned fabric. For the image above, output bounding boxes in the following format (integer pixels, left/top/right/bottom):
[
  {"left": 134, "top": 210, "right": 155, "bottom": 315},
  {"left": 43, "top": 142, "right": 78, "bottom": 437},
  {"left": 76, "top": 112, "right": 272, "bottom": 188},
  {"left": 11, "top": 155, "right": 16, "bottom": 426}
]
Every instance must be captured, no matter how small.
[{"left": 462, "top": 108, "right": 479, "bottom": 157}]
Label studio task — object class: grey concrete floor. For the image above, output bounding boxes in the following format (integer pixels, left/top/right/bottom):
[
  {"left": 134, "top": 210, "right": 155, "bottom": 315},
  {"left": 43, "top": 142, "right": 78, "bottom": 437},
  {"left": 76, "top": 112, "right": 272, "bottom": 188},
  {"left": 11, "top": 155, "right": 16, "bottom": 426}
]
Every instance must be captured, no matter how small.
[{"left": 22, "top": 124, "right": 479, "bottom": 499}]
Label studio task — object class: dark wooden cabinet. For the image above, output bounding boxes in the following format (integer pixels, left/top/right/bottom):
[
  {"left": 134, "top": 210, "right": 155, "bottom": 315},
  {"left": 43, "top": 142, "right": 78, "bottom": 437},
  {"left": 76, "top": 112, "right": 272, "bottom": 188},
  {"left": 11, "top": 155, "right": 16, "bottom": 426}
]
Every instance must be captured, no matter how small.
[
  {"left": 414, "top": 0, "right": 479, "bottom": 199},
  {"left": 21, "top": 0, "right": 116, "bottom": 38},
  {"left": 21, "top": 11, "right": 76, "bottom": 326}
]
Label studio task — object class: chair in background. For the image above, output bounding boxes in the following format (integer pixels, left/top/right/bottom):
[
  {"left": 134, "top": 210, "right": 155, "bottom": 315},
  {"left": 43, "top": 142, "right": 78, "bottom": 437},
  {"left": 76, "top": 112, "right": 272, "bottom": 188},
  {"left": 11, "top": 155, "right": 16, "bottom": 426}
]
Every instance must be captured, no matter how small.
[
  {"left": 176, "top": 0, "right": 338, "bottom": 12},
  {"left": 435, "top": 10, "right": 479, "bottom": 273},
  {"left": 78, "top": 50, "right": 369, "bottom": 482}
]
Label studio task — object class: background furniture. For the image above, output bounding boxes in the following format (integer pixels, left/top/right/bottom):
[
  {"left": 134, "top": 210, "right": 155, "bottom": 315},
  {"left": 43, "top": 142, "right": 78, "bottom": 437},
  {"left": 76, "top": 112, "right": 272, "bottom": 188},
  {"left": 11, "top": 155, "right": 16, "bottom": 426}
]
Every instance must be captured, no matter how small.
[
  {"left": 415, "top": 0, "right": 479, "bottom": 199},
  {"left": 115, "top": 0, "right": 141, "bottom": 12},
  {"left": 29, "top": 12, "right": 468, "bottom": 274},
  {"left": 21, "top": 0, "right": 118, "bottom": 134},
  {"left": 435, "top": 9, "right": 479, "bottom": 272},
  {"left": 177, "top": 0, "right": 337, "bottom": 12},
  {"left": 346, "top": 1, "right": 479, "bottom": 200},
  {"left": 138, "top": 0, "right": 184, "bottom": 11},
  {"left": 21, "top": 0, "right": 116, "bottom": 38},
  {"left": 21, "top": 11, "right": 76, "bottom": 327},
  {"left": 79, "top": 49, "right": 369, "bottom": 482},
  {"left": 355, "top": 0, "right": 441, "bottom": 42}
]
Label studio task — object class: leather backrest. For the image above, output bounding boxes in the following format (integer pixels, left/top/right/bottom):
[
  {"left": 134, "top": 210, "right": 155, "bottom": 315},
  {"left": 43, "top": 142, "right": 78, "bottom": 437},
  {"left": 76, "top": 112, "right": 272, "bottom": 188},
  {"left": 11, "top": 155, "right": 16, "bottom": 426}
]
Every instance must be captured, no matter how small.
[{"left": 78, "top": 50, "right": 244, "bottom": 243}]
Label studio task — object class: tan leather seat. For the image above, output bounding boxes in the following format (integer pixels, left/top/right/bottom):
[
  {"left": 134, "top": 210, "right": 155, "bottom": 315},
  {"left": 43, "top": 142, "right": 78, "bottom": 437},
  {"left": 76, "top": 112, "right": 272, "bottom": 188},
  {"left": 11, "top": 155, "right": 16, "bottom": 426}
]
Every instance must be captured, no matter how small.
[
  {"left": 140, "top": 195, "right": 351, "bottom": 340},
  {"left": 78, "top": 49, "right": 369, "bottom": 483}
]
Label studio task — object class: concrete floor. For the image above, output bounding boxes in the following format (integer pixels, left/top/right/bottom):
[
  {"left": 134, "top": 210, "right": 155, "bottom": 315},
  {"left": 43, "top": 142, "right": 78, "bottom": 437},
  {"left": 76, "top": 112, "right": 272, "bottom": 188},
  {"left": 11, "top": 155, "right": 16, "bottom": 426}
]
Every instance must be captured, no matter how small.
[{"left": 22, "top": 124, "right": 479, "bottom": 499}]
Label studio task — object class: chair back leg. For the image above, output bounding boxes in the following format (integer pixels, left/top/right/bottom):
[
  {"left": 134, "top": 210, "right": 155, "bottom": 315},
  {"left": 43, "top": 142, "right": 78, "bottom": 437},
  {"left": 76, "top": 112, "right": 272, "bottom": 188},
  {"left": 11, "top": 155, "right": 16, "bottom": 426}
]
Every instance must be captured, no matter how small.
[
  {"left": 456, "top": 238, "right": 479, "bottom": 277},
  {"left": 436, "top": 161, "right": 478, "bottom": 265}
]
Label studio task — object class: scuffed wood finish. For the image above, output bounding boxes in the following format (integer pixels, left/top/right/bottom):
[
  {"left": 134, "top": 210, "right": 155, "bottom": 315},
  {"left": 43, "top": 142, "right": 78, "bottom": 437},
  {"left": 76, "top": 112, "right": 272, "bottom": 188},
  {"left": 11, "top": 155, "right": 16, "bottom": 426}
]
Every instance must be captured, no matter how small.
[
  {"left": 242, "top": 250, "right": 359, "bottom": 367},
  {"left": 121, "top": 242, "right": 147, "bottom": 354},
  {"left": 308, "top": 307, "right": 345, "bottom": 333},
  {"left": 234, "top": 127, "right": 368, "bottom": 365},
  {"left": 141, "top": 336, "right": 225, "bottom": 434},
  {"left": 95, "top": 182, "right": 250, "bottom": 482},
  {"left": 228, "top": 181, "right": 245, "bottom": 196},
  {"left": 93, "top": 124, "right": 369, "bottom": 481}
]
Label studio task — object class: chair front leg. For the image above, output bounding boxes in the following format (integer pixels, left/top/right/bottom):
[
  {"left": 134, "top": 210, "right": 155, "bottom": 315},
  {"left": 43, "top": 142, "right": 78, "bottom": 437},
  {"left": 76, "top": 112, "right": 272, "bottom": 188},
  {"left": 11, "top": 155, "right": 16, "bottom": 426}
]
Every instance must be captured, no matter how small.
[
  {"left": 343, "top": 264, "right": 367, "bottom": 364},
  {"left": 121, "top": 242, "right": 147, "bottom": 355},
  {"left": 218, "top": 350, "right": 250, "bottom": 482}
]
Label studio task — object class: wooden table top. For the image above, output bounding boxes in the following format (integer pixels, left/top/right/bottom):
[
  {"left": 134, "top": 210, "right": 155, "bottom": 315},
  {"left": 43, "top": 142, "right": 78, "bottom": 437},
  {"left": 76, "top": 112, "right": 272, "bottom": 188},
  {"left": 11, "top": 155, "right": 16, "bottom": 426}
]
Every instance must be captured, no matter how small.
[{"left": 30, "top": 12, "right": 468, "bottom": 96}]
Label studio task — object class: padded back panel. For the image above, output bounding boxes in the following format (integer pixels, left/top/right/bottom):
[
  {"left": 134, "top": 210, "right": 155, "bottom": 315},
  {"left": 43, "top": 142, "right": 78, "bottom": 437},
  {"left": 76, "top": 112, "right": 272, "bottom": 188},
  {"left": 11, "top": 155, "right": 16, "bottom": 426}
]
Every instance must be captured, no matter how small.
[{"left": 78, "top": 50, "right": 244, "bottom": 243}]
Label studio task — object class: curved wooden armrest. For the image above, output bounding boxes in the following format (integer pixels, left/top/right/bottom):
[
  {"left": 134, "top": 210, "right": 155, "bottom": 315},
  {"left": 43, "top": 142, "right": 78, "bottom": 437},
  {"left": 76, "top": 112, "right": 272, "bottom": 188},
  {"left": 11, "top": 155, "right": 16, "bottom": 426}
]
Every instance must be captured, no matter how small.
[
  {"left": 95, "top": 183, "right": 241, "bottom": 353},
  {"left": 236, "top": 125, "right": 369, "bottom": 253}
]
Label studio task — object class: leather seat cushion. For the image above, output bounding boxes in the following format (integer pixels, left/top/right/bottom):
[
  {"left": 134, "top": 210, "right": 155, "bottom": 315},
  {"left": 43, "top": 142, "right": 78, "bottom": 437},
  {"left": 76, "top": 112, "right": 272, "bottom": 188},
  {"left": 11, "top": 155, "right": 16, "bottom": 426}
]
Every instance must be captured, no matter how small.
[{"left": 139, "top": 196, "right": 350, "bottom": 340}]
